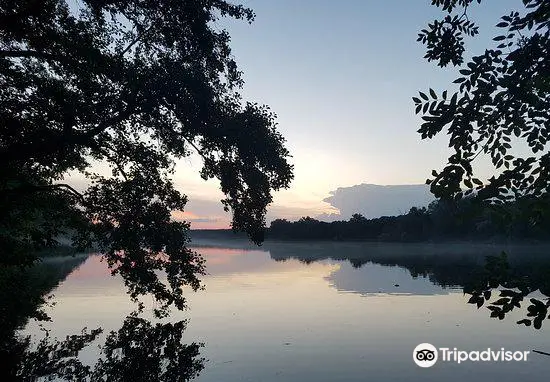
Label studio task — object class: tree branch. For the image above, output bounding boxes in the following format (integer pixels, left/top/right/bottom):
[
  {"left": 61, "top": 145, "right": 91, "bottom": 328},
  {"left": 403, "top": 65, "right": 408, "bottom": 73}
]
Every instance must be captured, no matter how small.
[
  {"left": 7, "top": 183, "right": 87, "bottom": 204},
  {"left": 0, "top": 50, "right": 58, "bottom": 60},
  {"left": 159, "top": 99, "right": 209, "bottom": 161},
  {"left": 459, "top": 3, "right": 470, "bottom": 22},
  {"left": 184, "top": 137, "right": 208, "bottom": 161},
  {"left": 47, "top": 183, "right": 85, "bottom": 200},
  {"left": 98, "top": 147, "right": 129, "bottom": 180},
  {"left": 0, "top": 96, "right": 137, "bottom": 162},
  {"left": 120, "top": 25, "right": 154, "bottom": 57}
]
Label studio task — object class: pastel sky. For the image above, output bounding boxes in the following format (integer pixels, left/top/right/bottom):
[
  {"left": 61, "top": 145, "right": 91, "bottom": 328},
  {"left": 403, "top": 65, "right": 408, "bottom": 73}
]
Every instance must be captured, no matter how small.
[
  {"left": 69, "top": 1, "right": 520, "bottom": 228},
  {"left": 165, "top": 0, "right": 519, "bottom": 228}
]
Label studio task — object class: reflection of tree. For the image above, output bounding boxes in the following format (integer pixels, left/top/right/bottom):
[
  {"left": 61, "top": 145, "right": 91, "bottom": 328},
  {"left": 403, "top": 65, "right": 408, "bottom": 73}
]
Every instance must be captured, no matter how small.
[
  {"left": 92, "top": 316, "right": 204, "bottom": 382},
  {"left": 1, "top": 256, "right": 88, "bottom": 379},
  {"left": 9, "top": 315, "right": 204, "bottom": 381},
  {"left": 0, "top": 256, "right": 87, "bottom": 342},
  {"left": 14, "top": 327, "right": 102, "bottom": 380},
  {"left": 1, "top": 258, "right": 204, "bottom": 381},
  {"left": 464, "top": 253, "right": 550, "bottom": 330}
]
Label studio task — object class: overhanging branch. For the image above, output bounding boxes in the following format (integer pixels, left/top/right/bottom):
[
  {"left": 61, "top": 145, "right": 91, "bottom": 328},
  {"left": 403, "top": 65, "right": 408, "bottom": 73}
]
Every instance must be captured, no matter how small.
[
  {"left": 40, "top": 183, "right": 86, "bottom": 203},
  {"left": 0, "top": 50, "right": 58, "bottom": 60},
  {"left": 0, "top": 96, "right": 137, "bottom": 162}
]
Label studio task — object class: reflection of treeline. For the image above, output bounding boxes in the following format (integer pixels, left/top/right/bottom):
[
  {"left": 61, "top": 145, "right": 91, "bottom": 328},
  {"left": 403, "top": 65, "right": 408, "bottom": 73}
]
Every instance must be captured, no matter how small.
[
  {"left": 266, "top": 241, "right": 549, "bottom": 289},
  {"left": 268, "top": 198, "right": 550, "bottom": 242},
  {"left": 0, "top": 255, "right": 88, "bottom": 378},
  {"left": 267, "top": 241, "right": 550, "bottom": 329},
  {"left": 268, "top": 242, "right": 483, "bottom": 288},
  {"left": 0, "top": 255, "right": 88, "bottom": 338}
]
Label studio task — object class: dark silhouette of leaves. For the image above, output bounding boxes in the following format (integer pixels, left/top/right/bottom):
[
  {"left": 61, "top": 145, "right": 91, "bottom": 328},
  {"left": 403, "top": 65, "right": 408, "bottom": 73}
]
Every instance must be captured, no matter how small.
[
  {"left": 417, "top": 0, "right": 550, "bottom": 221},
  {"left": 0, "top": 0, "right": 293, "bottom": 314}
]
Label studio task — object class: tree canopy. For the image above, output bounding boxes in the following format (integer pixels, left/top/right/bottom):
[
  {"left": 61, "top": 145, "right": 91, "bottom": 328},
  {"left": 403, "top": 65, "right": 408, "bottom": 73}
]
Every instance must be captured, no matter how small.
[
  {"left": 416, "top": 0, "right": 549, "bottom": 211},
  {"left": 0, "top": 0, "right": 293, "bottom": 315}
]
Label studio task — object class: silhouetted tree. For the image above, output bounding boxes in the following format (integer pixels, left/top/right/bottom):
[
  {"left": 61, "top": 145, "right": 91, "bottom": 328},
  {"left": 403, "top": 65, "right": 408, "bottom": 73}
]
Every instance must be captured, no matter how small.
[
  {"left": 416, "top": 0, "right": 549, "bottom": 212},
  {"left": 416, "top": 0, "right": 550, "bottom": 327},
  {"left": 0, "top": 0, "right": 293, "bottom": 315},
  {"left": 350, "top": 213, "right": 367, "bottom": 223}
]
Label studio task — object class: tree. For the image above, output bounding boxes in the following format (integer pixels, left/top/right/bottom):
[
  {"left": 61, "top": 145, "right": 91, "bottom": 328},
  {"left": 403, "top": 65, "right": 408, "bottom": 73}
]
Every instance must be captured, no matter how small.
[
  {"left": 350, "top": 213, "right": 367, "bottom": 223},
  {"left": 416, "top": 0, "right": 550, "bottom": 328},
  {"left": 415, "top": 0, "right": 549, "bottom": 212},
  {"left": 0, "top": 0, "right": 293, "bottom": 316}
]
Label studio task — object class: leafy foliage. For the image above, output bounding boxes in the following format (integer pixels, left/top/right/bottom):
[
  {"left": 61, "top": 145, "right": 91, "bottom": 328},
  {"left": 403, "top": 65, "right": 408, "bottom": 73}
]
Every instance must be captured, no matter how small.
[
  {"left": 416, "top": 0, "right": 550, "bottom": 212},
  {"left": 0, "top": 0, "right": 293, "bottom": 315},
  {"left": 417, "top": 0, "right": 480, "bottom": 67}
]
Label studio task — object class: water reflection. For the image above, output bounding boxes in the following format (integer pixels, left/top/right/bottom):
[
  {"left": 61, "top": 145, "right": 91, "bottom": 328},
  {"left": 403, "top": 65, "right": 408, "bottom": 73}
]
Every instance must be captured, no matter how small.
[
  {"left": 326, "top": 262, "right": 458, "bottom": 296},
  {"left": 265, "top": 241, "right": 550, "bottom": 329},
  {"left": 91, "top": 315, "right": 204, "bottom": 381},
  {"left": 1, "top": 255, "right": 88, "bottom": 379},
  {"left": 10, "top": 314, "right": 204, "bottom": 381},
  {"left": 8, "top": 242, "right": 550, "bottom": 382},
  {"left": 2, "top": 257, "right": 204, "bottom": 381}
]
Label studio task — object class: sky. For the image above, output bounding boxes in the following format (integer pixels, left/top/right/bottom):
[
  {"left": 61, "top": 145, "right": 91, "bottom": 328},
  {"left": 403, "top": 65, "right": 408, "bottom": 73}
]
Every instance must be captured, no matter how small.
[
  {"left": 164, "top": 0, "right": 520, "bottom": 228},
  {"left": 68, "top": 0, "right": 520, "bottom": 228}
]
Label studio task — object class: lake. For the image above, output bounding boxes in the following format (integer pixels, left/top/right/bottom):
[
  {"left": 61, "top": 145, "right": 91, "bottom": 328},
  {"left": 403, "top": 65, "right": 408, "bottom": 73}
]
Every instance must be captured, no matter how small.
[{"left": 24, "top": 241, "right": 550, "bottom": 381}]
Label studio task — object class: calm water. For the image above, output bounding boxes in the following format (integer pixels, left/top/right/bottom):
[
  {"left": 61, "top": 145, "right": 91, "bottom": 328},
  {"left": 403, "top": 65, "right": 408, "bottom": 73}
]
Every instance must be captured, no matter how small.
[{"left": 25, "top": 241, "right": 550, "bottom": 381}]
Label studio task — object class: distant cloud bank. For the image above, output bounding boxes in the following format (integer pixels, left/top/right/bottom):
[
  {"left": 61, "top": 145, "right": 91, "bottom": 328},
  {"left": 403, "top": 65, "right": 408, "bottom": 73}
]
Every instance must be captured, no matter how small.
[
  {"left": 318, "top": 183, "right": 434, "bottom": 221},
  {"left": 169, "top": 183, "right": 435, "bottom": 229}
]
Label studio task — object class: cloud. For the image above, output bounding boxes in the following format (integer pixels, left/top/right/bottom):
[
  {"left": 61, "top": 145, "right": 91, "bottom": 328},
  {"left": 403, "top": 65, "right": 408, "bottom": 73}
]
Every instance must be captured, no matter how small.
[
  {"left": 172, "top": 183, "right": 435, "bottom": 228},
  {"left": 320, "top": 183, "right": 434, "bottom": 220},
  {"left": 314, "top": 212, "right": 344, "bottom": 222},
  {"left": 188, "top": 217, "right": 219, "bottom": 223},
  {"left": 171, "top": 203, "right": 229, "bottom": 229},
  {"left": 171, "top": 211, "right": 220, "bottom": 223},
  {"left": 173, "top": 196, "right": 339, "bottom": 229}
]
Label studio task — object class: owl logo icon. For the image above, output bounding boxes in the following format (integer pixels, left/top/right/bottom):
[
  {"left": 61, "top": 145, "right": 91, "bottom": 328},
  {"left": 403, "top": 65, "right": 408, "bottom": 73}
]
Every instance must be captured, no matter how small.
[{"left": 413, "top": 343, "right": 438, "bottom": 367}]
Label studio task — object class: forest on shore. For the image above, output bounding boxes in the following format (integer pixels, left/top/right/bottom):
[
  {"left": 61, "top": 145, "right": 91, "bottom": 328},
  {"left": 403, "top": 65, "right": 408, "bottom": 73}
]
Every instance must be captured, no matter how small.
[
  {"left": 193, "top": 197, "right": 550, "bottom": 243},
  {"left": 267, "top": 197, "right": 550, "bottom": 242}
]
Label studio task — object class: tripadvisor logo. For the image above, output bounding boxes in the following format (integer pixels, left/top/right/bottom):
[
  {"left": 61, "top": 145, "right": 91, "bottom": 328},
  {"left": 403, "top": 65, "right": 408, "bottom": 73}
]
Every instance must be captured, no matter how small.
[
  {"left": 413, "top": 343, "right": 438, "bottom": 368},
  {"left": 413, "top": 343, "right": 530, "bottom": 368}
]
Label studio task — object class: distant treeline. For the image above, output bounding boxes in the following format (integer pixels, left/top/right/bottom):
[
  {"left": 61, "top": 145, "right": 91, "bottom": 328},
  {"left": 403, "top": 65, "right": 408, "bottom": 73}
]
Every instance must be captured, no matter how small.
[{"left": 267, "top": 198, "right": 550, "bottom": 242}]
